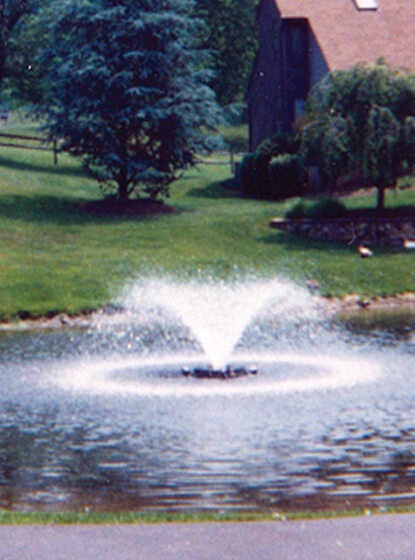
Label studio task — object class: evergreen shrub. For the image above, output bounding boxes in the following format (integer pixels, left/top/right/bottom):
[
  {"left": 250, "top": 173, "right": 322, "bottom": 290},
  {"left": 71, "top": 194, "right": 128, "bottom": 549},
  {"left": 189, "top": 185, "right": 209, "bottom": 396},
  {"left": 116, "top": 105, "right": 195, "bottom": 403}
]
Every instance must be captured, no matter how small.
[
  {"left": 286, "top": 198, "right": 346, "bottom": 219},
  {"left": 239, "top": 152, "right": 256, "bottom": 195},
  {"left": 268, "top": 154, "right": 306, "bottom": 199},
  {"left": 239, "top": 132, "right": 302, "bottom": 199}
]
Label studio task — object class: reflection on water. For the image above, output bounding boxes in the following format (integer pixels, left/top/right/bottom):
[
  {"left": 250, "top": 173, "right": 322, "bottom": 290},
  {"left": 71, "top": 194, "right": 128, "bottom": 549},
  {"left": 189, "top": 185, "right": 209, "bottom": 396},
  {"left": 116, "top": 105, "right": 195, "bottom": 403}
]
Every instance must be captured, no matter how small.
[{"left": 0, "top": 320, "right": 414, "bottom": 513}]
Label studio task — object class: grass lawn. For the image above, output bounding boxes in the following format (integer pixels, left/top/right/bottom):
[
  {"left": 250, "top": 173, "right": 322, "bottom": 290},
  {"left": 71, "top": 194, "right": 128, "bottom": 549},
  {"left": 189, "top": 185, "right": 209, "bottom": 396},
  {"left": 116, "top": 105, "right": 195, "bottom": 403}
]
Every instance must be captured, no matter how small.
[
  {"left": 1, "top": 506, "right": 414, "bottom": 525},
  {"left": 0, "top": 129, "right": 415, "bottom": 320}
]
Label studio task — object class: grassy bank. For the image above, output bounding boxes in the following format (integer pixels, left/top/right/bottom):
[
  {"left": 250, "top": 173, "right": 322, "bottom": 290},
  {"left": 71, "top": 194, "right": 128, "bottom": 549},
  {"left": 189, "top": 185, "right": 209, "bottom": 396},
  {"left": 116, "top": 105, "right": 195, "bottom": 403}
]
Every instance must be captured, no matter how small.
[
  {"left": 1, "top": 134, "right": 415, "bottom": 320},
  {"left": 1, "top": 506, "right": 414, "bottom": 525}
]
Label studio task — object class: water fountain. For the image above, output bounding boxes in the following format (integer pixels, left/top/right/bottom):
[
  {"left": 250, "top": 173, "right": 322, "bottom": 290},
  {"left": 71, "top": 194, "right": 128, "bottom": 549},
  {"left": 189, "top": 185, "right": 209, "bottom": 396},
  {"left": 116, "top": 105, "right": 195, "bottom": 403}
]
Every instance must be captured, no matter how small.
[
  {"left": 118, "top": 277, "right": 318, "bottom": 380},
  {"left": 0, "top": 276, "right": 414, "bottom": 513},
  {"left": 56, "top": 277, "right": 378, "bottom": 397}
]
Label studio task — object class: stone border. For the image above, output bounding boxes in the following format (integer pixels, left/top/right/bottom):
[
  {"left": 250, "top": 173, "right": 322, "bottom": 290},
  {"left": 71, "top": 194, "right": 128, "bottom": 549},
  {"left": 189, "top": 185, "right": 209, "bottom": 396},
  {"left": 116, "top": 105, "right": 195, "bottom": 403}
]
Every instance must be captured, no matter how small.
[
  {"left": 270, "top": 216, "right": 415, "bottom": 247},
  {"left": 317, "top": 292, "right": 415, "bottom": 318}
]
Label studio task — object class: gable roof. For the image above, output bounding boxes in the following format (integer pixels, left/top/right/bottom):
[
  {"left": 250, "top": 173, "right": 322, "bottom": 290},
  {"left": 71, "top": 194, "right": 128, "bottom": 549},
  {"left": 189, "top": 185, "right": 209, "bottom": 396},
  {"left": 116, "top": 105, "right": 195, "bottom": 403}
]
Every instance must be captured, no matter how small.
[{"left": 274, "top": 0, "right": 415, "bottom": 73}]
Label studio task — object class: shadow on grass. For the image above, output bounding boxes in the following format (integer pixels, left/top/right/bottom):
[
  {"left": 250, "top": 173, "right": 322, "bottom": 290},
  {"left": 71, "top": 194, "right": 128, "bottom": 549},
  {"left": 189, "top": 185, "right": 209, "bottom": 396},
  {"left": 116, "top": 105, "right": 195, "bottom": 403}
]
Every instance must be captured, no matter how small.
[
  {"left": 263, "top": 231, "right": 354, "bottom": 252},
  {"left": 0, "top": 194, "right": 171, "bottom": 225},
  {"left": 187, "top": 179, "right": 239, "bottom": 199},
  {"left": 0, "top": 154, "right": 86, "bottom": 178},
  {"left": 263, "top": 231, "right": 404, "bottom": 256}
]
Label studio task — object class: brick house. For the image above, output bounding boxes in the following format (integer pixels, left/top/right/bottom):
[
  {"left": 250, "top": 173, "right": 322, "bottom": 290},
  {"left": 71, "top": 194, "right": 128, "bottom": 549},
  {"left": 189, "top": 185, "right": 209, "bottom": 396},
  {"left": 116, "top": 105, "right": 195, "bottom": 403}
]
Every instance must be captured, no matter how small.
[{"left": 248, "top": 0, "right": 415, "bottom": 151}]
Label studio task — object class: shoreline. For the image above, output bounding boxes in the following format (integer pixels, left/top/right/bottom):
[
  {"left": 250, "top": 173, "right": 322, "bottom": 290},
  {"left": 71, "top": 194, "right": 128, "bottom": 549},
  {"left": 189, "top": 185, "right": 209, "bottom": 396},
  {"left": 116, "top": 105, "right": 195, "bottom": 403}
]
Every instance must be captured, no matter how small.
[
  {"left": 319, "top": 292, "right": 415, "bottom": 317},
  {"left": 1, "top": 293, "right": 415, "bottom": 332}
]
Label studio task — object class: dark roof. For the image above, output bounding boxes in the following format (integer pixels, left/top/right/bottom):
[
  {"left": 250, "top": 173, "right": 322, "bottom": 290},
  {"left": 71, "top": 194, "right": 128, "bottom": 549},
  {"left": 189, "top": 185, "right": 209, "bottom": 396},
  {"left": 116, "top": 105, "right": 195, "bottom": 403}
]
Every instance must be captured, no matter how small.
[{"left": 274, "top": 0, "right": 415, "bottom": 72}]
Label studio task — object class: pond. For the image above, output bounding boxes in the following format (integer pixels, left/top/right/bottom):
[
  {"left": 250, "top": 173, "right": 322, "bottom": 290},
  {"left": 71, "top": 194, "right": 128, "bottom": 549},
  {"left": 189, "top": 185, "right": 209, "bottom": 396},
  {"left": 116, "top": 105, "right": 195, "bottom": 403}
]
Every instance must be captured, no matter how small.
[{"left": 0, "top": 278, "right": 414, "bottom": 513}]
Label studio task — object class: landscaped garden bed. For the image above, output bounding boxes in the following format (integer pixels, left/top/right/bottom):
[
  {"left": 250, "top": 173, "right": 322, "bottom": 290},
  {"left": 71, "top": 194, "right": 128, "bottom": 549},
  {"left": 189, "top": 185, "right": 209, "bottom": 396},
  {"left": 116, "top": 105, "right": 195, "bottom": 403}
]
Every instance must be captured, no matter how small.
[{"left": 271, "top": 210, "right": 415, "bottom": 247}]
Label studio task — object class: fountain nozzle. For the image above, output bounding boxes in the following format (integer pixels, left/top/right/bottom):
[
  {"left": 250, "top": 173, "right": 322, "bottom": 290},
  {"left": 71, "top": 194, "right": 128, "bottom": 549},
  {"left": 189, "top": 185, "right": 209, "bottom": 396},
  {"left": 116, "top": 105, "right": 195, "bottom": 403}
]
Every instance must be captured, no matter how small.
[
  {"left": 182, "top": 367, "right": 191, "bottom": 377},
  {"left": 182, "top": 365, "right": 258, "bottom": 379}
]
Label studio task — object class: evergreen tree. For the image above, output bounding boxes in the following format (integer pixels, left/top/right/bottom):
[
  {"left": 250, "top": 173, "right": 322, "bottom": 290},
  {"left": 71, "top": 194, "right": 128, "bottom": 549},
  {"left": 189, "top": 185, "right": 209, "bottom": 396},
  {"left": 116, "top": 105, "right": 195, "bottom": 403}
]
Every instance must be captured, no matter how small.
[
  {"left": 45, "top": 0, "right": 220, "bottom": 202},
  {"left": 302, "top": 61, "right": 415, "bottom": 210}
]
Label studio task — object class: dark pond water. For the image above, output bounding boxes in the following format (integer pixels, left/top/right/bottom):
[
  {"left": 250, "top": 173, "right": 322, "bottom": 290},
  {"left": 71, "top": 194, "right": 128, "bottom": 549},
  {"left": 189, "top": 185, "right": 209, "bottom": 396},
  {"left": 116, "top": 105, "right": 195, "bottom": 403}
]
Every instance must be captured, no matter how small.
[{"left": 0, "top": 320, "right": 414, "bottom": 514}]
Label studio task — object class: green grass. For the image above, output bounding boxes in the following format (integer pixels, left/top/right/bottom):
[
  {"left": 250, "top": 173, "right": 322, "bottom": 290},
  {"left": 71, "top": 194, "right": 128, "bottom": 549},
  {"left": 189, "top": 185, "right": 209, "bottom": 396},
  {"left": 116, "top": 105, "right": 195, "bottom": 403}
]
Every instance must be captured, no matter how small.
[
  {"left": 219, "top": 123, "right": 249, "bottom": 152},
  {"left": 1, "top": 506, "right": 414, "bottom": 525},
  {"left": 0, "top": 136, "right": 415, "bottom": 320}
]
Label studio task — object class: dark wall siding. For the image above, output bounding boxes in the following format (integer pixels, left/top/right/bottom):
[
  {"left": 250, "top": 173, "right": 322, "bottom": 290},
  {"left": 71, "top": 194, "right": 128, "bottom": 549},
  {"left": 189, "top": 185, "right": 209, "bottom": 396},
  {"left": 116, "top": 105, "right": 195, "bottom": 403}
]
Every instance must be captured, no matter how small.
[
  {"left": 248, "top": 1, "right": 330, "bottom": 151},
  {"left": 281, "top": 19, "right": 309, "bottom": 130},
  {"left": 248, "top": 0, "right": 282, "bottom": 150}
]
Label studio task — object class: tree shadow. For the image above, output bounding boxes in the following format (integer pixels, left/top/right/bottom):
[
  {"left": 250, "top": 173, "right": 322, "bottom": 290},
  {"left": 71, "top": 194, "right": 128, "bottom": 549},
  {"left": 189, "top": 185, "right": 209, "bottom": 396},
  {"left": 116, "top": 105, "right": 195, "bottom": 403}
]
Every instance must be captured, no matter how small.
[
  {"left": 263, "top": 230, "right": 354, "bottom": 252},
  {"left": 0, "top": 194, "right": 172, "bottom": 225},
  {"left": 0, "top": 154, "right": 87, "bottom": 178},
  {"left": 263, "top": 230, "right": 403, "bottom": 255},
  {"left": 187, "top": 179, "right": 239, "bottom": 199}
]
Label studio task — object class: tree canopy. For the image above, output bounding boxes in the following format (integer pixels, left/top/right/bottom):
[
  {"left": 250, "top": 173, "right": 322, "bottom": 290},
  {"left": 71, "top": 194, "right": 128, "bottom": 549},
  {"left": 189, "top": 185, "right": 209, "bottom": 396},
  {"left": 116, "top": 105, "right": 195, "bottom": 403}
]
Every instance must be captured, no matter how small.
[
  {"left": 0, "top": 0, "right": 39, "bottom": 90},
  {"left": 1, "top": 0, "right": 260, "bottom": 109},
  {"left": 301, "top": 61, "right": 415, "bottom": 209},
  {"left": 44, "top": 0, "right": 220, "bottom": 202},
  {"left": 5, "top": 3, "right": 49, "bottom": 103},
  {"left": 193, "top": 0, "right": 257, "bottom": 107}
]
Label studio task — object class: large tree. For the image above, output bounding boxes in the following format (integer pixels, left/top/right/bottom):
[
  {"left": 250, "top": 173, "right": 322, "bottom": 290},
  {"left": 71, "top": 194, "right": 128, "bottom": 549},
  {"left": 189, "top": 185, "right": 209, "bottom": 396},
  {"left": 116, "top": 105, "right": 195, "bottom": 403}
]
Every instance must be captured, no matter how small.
[
  {"left": 194, "top": 0, "right": 258, "bottom": 106},
  {"left": 0, "top": 0, "right": 38, "bottom": 89},
  {"left": 5, "top": 5, "right": 48, "bottom": 103},
  {"left": 301, "top": 61, "right": 415, "bottom": 210},
  {"left": 45, "top": 0, "right": 220, "bottom": 202}
]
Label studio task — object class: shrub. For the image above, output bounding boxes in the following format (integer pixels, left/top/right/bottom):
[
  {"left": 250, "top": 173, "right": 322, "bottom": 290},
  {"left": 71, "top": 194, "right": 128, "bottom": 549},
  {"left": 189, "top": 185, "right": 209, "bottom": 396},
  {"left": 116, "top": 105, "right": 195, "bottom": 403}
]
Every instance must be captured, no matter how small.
[
  {"left": 239, "top": 132, "right": 301, "bottom": 198},
  {"left": 285, "top": 198, "right": 347, "bottom": 219},
  {"left": 238, "top": 153, "right": 256, "bottom": 196},
  {"left": 285, "top": 200, "right": 308, "bottom": 219},
  {"left": 268, "top": 154, "right": 307, "bottom": 199},
  {"left": 308, "top": 198, "right": 347, "bottom": 219},
  {"left": 250, "top": 150, "right": 274, "bottom": 197},
  {"left": 239, "top": 145, "right": 274, "bottom": 198}
]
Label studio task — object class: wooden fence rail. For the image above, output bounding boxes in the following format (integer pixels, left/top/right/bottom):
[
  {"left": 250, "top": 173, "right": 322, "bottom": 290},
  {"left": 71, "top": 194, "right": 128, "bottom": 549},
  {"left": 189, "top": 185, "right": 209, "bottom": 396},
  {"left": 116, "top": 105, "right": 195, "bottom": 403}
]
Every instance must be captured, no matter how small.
[
  {"left": 0, "top": 132, "right": 59, "bottom": 164},
  {"left": 0, "top": 132, "right": 245, "bottom": 173},
  {"left": 196, "top": 150, "right": 246, "bottom": 174}
]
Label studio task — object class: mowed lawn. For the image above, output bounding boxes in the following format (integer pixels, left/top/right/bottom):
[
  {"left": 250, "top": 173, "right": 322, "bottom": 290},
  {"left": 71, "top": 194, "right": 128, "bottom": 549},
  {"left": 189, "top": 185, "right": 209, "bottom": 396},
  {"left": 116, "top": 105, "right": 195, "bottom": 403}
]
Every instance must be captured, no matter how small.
[{"left": 0, "top": 137, "right": 415, "bottom": 319}]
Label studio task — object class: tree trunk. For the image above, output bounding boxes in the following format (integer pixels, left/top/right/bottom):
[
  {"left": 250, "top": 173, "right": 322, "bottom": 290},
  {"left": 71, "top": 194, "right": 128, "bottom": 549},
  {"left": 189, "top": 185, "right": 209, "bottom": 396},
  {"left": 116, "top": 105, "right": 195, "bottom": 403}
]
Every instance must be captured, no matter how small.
[
  {"left": 117, "top": 165, "right": 130, "bottom": 203},
  {"left": 116, "top": 132, "right": 130, "bottom": 203},
  {"left": 0, "top": 36, "right": 6, "bottom": 89},
  {"left": 376, "top": 186, "right": 385, "bottom": 211},
  {"left": 117, "top": 180, "right": 130, "bottom": 203}
]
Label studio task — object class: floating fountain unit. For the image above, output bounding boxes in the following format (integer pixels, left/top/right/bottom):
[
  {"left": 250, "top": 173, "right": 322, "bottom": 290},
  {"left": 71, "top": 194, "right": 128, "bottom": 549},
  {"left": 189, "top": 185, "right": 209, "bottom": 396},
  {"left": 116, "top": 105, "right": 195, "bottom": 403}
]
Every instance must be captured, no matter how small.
[{"left": 182, "top": 365, "right": 258, "bottom": 380}]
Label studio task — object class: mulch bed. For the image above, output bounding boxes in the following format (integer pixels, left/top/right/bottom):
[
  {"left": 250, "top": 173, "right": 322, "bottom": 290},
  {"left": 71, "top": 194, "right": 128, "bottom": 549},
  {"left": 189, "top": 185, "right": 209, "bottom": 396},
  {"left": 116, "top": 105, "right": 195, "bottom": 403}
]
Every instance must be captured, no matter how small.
[
  {"left": 78, "top": 197, "right": 176, "bottom": 217},
  {"left": 340, "top": 207, "right": 415, "bottom": 219}
]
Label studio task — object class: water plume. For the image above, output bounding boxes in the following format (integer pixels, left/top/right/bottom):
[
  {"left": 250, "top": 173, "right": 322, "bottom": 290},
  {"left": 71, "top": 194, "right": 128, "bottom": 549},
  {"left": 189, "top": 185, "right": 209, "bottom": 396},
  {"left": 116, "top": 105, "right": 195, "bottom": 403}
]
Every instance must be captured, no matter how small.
[{"left": 121, "top": 277, "right": 317, "bottom": 369}]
